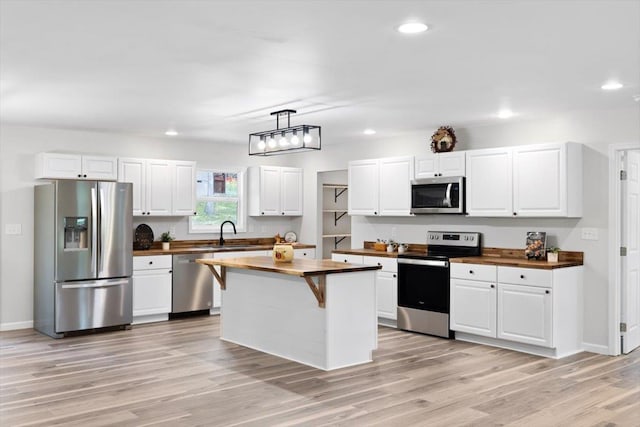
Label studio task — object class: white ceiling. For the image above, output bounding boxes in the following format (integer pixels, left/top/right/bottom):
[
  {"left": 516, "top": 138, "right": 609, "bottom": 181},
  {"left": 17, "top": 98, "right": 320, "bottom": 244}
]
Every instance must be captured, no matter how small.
[{"left": 1, "top": 0, "right": 638, "bottom": 145}]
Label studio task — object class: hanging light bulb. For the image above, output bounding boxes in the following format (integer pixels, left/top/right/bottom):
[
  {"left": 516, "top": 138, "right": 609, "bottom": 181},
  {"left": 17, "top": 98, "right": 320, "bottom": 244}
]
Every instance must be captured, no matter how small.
[
  {"left": 303, "top": 126, "right": 312, "bottom": 144},
  {"left": 257, "top": 135, "right": 266, "bottom": 150},
  {"left": 290, "top": 130, "right": 299, "bottom": 146},
  {"left": 279, "top": 131, "right": 288, "bottom": 147},
  {"left": 268, "top": 133, "right": 277, "bottom": 148}
]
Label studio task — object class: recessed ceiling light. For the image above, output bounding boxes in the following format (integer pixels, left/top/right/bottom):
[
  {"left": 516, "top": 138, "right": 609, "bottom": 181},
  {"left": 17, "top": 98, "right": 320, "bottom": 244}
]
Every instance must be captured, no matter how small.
[
  {"left": 601, "top": 81, "right": 623, "bottom": 90},
  {"left": 497, "top": 109, "right": 515, "bottom": 119},
  {"left": 397, "top": 22, "right": 428, "bottom": 34},
  {"left": 165, "top": 129, "right": 178, "bottom": 136},
  {"left": 363, "top": 129, "right": 376, "bottom": 135}
]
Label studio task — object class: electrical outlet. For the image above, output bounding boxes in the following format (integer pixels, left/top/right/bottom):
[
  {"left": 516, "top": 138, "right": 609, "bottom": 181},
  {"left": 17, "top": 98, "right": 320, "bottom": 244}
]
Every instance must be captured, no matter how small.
[
  {"left": 169, "top": 226, "right": 176, "bottom": 237},
  {"left": 5, "top": 224, "right": 22, "bottom": 235},
  {"left": 581, "top": 228, "right": 599, "bottom": 240}
]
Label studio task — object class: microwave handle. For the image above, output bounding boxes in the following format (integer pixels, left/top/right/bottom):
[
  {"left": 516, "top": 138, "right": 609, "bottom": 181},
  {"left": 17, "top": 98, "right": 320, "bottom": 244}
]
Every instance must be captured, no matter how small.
[{"left": 443, "top": 183, "right": 452, "bottom": 208}]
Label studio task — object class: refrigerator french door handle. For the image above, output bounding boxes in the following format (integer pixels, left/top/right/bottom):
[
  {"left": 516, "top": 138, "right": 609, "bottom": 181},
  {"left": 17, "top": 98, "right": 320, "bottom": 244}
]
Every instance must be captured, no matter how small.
[
  {"left": 91, "top": 187, "right": 97, "bottom": 274},
  {"left": 98, "top": 187, "right": 105, "bottom": 274},
  {"left": 61, "top": 279, "right": 129, "bottom": 289}
]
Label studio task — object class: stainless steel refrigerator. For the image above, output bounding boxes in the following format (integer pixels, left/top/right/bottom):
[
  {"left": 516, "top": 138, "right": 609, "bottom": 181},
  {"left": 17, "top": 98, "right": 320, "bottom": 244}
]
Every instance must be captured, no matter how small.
[{"left": 34, "top": 180, "right": 133, "bottom": 338}]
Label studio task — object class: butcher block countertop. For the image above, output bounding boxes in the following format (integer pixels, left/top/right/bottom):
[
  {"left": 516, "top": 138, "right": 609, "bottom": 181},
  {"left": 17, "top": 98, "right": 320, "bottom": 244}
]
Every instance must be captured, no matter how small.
[
  {"left": 332, "top": 241, "right": 428, "bottom": 258},
  {"left": 334, "top": 243, "right": 583, "bottom": 270},
  {"left": 196, "top": 256, "right": 381, "bottom": 277},
  {"left": 133, "top": 238, "right": 315, "bottom": 256},
  {"left": 450, "top": 247, "right": 584, "bottom": 270}
]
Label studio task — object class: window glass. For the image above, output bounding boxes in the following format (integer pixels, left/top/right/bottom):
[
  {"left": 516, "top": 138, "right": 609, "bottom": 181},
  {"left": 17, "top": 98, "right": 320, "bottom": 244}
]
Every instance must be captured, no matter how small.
[{"left": 189, "top": 169, "right": 244, "bottom": 233}]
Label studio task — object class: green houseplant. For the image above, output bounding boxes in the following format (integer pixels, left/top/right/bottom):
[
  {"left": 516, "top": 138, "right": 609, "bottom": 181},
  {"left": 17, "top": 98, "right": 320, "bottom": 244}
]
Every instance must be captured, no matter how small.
[
  {"left": 547, "top": 247, "right": 560, "bottom": 263},
  {"left": 160, "top": 231, "right": 174, "bottom": 250}
]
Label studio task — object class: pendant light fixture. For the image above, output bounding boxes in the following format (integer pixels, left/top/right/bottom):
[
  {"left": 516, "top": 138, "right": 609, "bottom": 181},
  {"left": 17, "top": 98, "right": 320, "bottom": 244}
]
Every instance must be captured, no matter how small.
[{"left": 249, "top": 109, "right": 321, "bottom": 156}]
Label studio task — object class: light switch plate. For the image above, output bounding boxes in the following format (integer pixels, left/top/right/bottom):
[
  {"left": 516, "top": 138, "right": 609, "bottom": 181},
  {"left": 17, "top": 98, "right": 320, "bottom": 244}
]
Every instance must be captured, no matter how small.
[
  {"left": 5, "top": 224, "right": 22, "bottom": 235},
  {"left": 581, "top": 227, "right": 598, "bottom": 240}
]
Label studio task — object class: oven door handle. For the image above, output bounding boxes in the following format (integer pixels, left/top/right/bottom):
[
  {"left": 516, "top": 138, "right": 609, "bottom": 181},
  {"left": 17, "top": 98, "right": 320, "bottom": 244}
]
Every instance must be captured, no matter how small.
[{"left": 398, "top": 258, "right": 449, "bottom": 267}]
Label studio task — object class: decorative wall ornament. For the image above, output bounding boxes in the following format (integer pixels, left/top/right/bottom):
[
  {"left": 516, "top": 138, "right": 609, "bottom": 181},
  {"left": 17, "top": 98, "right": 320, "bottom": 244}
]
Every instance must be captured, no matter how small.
[{"left": 430, "top": 126, "right": 457, "bottom": 153}]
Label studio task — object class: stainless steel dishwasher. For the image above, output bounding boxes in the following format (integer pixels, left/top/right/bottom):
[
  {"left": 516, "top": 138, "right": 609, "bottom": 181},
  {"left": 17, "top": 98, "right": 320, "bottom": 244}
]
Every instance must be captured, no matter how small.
[{"left": 172, "top": 253, "right": 214, "bottom": 313}]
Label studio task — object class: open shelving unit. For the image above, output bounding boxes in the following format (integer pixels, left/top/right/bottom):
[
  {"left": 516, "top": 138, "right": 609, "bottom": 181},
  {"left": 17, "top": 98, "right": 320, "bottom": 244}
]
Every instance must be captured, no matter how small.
[{"left": 321, "top": 184, "right": 350, "bottom": 254}]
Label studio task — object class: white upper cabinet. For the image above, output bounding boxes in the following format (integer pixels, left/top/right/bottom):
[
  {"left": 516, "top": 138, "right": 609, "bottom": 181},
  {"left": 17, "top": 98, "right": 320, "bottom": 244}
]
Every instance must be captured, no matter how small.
[
  {"left": 415, "top": 151, "right": 466, "bottom": 179},
  {"left": 466, "top": 142, "right": 582, "bottom": 218},
  {"left": 513, "top": 143, "right": 582, "bottom": 217},
  {"left": 349, "top": 156, "right": 413, "bottom": 216},
  {"left": 466, "top": 147, "right": 514, "bottom": 217},
  {"left": 172, "top": 161, "right": 197, "bottom": 216},
  {"left": 348, "top": 159, "right": 379, "bottom": 215},
  {"left": 280, "top": 167, "right": 303, "bottom": 215},
  {"left": 118, "top": 158, "right": 196, "bottom": 216},
  {"left": 248, "top": 166, "right": 303, "bottom": 216},
  {"left": 35, "top": 152, "right": 117, "bottom": 180}
]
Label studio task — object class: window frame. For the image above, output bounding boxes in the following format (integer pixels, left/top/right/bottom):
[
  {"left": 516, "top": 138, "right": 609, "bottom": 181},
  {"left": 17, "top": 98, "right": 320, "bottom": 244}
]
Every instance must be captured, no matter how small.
[{"left": 188, "top": 167, "right": 247, "bottom": 234}]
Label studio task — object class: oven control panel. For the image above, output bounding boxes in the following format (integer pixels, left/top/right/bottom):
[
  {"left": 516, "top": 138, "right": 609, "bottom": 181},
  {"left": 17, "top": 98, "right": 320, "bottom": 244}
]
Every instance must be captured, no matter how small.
[{"left": 427, "top": 231, "right": 481, "bottom": 247}]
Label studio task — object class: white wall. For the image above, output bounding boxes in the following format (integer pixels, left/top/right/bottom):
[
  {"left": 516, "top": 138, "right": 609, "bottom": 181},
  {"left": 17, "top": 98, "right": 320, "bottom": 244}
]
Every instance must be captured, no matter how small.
[
  {"left": 1, "top": 105, "right": 638, "bottom": 350},
  {"left": 0, "top": 125, "right": 300, "bottom": 329}
]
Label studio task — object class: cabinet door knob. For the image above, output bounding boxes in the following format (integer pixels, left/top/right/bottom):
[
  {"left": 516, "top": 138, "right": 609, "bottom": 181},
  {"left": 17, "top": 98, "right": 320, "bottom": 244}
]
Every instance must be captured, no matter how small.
[
  {"left": 490, "top": 284, "right": 495, "bottom": 288},
  {"left": 282, "top": 212, "right": 285, "bottom": 215},
  {"left": 545, "top": 290, "right": 550, "bottom": 294},
  {"left": 434, "top": 173, "right": 438, "bottom": 177},
  {"left": 261, "top": 212, "right": 265, "bottom": 215},
  {"left": 169, "top": 270, "right": 172, "bottom": 273},
  {"left": 393, "top": 274, "right": 397, "bottom": 278},
  {"left": 520, "top": 274, "right": 525, "bottom": 279},
  {"left": 374, "top": 211, "right": 378, "bottom": 215},
  {"left": 377, "top": 263, "right": 381, "bottom": 266},
  {"left": 469, "top": 270, "right": 474, "bottom": 274},
  {"left": 149, "top": 261, "right": 153, "bottom": 264},
  {"left": 513, "top": 212, "right": 518, "bottom": 216},
  {"left": 193, "top": 211, "right": 197, "bottom": 215},
  {"left": 77, "top": 174, "right": 82, "bottom": 178},
  {"left": 344, "top": 259, "right": 348, "bottom": 263},
  {"left": 83, "top": 174, "right": 87, "bottom": 178},
  {"left": 303, "top": 252, "right": 307, "bottom": 256}
]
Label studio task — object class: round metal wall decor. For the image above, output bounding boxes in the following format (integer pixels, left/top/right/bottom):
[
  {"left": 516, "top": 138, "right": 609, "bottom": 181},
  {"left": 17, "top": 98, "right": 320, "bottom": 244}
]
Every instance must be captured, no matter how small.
[{"left": 430, "top": 126, "right": 457, "bottom": 153}]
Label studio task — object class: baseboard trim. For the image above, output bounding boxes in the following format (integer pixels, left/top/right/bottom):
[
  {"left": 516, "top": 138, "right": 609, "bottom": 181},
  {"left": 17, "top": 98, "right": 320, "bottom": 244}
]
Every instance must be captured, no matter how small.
[
  {"left": 0, "top": 321, "right": 34, "bottom": 331},
  {"left": 581, "top": 342, "right": 610, "bottom": 355}
]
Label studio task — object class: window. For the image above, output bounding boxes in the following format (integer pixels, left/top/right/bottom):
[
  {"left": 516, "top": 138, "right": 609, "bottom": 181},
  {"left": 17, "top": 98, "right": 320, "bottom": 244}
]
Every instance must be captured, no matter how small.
[{"left": 189, "top": 169, "right": 245, "bottom": 233}]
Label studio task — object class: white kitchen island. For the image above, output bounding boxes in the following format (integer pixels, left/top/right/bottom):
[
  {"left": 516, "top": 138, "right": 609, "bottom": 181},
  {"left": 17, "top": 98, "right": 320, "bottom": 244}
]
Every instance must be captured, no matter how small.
[{"left": 196, "top": 256, "right": 380, "bottom": 371}]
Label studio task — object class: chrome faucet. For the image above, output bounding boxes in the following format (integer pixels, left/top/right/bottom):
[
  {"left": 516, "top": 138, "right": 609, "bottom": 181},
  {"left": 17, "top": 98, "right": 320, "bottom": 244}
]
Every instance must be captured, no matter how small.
[{"left": 219, "top": 220, "right": 237, "bottom": 246}]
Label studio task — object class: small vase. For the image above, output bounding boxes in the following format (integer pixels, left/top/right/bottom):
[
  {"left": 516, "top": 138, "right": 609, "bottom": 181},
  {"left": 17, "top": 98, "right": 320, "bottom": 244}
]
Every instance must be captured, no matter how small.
[
  {"left": 547, "top": 252, "right": 558, "bottom": 263},
  {"left": 162, "top": 242, "right": 170, "bottom": 250}
]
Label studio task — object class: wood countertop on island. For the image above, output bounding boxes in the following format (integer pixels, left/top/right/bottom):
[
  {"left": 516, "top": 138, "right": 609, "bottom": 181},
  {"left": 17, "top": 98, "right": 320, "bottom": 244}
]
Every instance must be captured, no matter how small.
[{"left": 196, "top": 256, "right": 381, "bottom": 277}]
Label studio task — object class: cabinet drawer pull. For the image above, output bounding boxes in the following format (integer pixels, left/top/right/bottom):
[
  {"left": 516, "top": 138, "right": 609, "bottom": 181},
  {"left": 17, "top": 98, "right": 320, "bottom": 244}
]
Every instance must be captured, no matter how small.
[
  {"left": 469, "top": 270, "right": 474, "bottom": 274},
  {"left": 520, "top": 274, "right": 525, "bottom": 279},
  {"left": 149, "top": 261, "right": 153, "bottom": 264}
]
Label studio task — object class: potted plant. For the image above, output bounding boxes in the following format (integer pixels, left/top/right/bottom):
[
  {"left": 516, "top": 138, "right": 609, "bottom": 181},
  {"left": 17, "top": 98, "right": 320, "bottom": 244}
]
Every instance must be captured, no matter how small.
[
  {"left": 547, "top": 247, "right": 560, "bottom": 263},
  {"left": 160, "top": 231, "right": 174, "bottom": 250}
]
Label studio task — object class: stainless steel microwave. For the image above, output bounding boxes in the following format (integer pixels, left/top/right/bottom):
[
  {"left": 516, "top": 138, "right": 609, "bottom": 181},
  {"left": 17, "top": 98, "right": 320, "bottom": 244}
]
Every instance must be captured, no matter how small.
[{"left": 410, "top": 176, "right": 465, "bottom": 214}]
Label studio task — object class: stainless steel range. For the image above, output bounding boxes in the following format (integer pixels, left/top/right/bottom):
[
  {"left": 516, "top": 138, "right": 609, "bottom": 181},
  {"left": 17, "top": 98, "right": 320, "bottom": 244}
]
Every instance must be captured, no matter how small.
[{"left": 397, "top": 231, "right": 481, "bottom": 338}]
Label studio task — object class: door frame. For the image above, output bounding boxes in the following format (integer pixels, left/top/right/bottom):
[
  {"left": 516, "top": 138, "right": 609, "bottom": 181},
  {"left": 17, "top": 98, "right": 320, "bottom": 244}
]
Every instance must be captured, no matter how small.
[{"left": 608, "top": 142, "right": 640, "bottom": 355}]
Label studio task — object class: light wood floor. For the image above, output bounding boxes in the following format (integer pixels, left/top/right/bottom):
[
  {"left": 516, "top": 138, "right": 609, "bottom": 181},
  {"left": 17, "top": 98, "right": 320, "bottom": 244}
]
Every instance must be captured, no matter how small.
[{"left": 1, "top": 316, "right": 638, "bottom": 427}]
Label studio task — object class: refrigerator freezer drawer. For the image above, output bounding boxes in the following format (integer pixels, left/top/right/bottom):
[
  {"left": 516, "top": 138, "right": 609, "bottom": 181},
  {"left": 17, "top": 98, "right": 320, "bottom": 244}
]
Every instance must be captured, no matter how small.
[{"left": 55, "top": 278, "right": 133, "bottom": 333}]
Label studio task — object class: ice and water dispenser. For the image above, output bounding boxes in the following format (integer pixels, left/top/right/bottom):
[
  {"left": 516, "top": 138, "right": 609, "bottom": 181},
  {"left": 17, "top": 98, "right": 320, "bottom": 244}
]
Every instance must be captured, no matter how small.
[{"left": 64, "top": 217, "right": 88, "bottom": 250}]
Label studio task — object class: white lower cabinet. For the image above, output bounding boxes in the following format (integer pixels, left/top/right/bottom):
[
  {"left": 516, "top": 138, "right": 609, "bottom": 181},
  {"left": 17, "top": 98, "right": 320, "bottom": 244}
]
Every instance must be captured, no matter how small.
[
  {"left": 497, "top": 283, "right": 552, "bottom": 347},
  {"left": 132, "top": 255, "right": 172, "bottom": 324},
  {"left": 363, "top": 255, "right": 397, "bottom": 322},
  {"left": 294, "top": 248, "right": 316, "bottom": 259},
  {"left": 450, "top": 278, "right": 496, "bottom": 337},
  {"left": 450, "top": 262, "right": 582, "bottom": 358}
]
